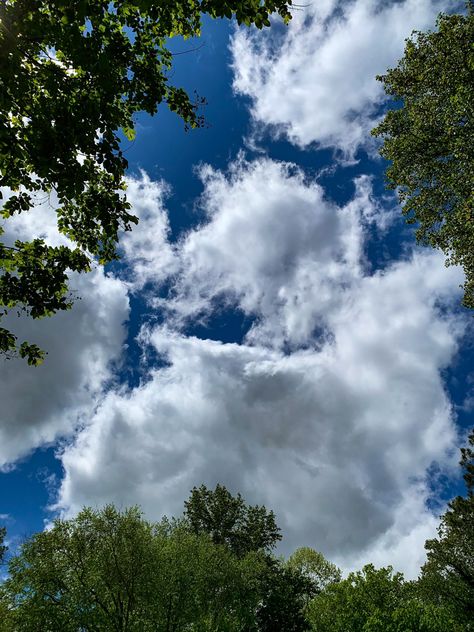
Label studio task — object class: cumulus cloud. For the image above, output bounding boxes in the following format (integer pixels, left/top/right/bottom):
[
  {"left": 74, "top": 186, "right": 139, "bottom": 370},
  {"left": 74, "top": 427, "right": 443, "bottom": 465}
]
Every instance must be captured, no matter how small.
[
  {"left": 55, "top": 157, "right": 467, "bottom": 577},
  {"left": 0, "top": 269, "right": 128, "bottom": 468},
  {"left": 165, "top": 157, "right": 385, "bottom": 348},
  {"left": 0, "top": 169, "right": 178, "bottom": 466},
  {"left": 119, "top": 173, "right": 178, "bottom": 290},
  {"left": 0, "top": 192, "right": 130, "bottom": 467},
  {"left": 58, "top": 277, "right": 462, "bottom": 577},
  {"left": 1, "top": 155, "right": 467, "bottom": 579},
  {"left": 232, "top": 0, "right": 454, "bottom": 157}
]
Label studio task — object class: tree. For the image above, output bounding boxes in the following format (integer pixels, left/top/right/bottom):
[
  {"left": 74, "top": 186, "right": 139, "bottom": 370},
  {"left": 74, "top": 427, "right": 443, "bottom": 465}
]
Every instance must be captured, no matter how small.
[
  {"left": 183, "top": 483, "right": 282, "bottom": 557},
  {"left": 419, "top": 428, "right": 474, "bottom": 626},
  {"left": 0, "top": 527, "right": 9, "bottom": 631},
  {"left": 2, "top": 504, "right": 266, "bottom": 631},
  {"left": 0, "top": 493, "right": 317, "bottom": 631},
  {"left": 286, "top": 547, "right": 341, "bottom": 595},
  {"left": 184, "top": 484, "right": 314, "bottom": 630},
  {"left": 0, "top": 0, "right": 293, "bottom": 364},
  {"left": 255, "top": 558, "right": 313, "bottom": 632},
  {"left": 307, "top": 565, "right": 405, "bottom": 632},
  {"left": 372, "top": 5, "right": 474, "bottom": 307},
  {"left": 144, "top": 519, "right": 265, "bottom": 631},
  {"left": 306, "top": 564, "right": 460, "bottom": 632},
  {"left": 4, "top": 505, "right": 158, "bottom": 630},
  {"left": 0, "top": 526, "right": 6, "bottom": 565}
]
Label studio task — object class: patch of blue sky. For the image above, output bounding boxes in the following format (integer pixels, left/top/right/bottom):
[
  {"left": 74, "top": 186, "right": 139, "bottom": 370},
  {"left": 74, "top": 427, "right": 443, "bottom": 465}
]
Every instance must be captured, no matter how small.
[{"left": 0, "top": 447, "right": 61, "bottom": 550}]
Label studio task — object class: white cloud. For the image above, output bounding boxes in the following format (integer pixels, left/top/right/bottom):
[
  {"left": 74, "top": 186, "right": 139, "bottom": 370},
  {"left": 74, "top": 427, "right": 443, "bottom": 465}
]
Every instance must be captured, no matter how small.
[
  {"left": 57, "top": 287, "right": 462, "bottom": 577},
  {"left": 232, "top": 0, "right": 454, "bottom": 157},
  {"left": 55, "top": 158, "right": 467, "bottom": 578},
  {"left": 1, "top": 157, "right": 466, "bottom": 579},
  {"left": 165, "top": 157, "right": 384, "bottom": 348},
  {"left": 0, "top": 170, "right": 178, "bottom": 467},
  {"left": 0, "top": 192, "right": 130, "bottom": 468},
  {"left": 0, "top": 268, "right": 129, "bottom": 468},
  {"left": 343, "top": 485, "right": 441, "bottom": 578},
  {"left": 119, "top": 173, "right": 178, "bottom": 290}
]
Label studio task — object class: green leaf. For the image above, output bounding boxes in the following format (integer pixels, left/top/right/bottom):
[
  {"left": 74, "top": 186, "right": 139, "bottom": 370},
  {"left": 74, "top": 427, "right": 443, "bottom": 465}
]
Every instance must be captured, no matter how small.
[{"left": 122, "top": 126, "right": 136, "bottom": 141}]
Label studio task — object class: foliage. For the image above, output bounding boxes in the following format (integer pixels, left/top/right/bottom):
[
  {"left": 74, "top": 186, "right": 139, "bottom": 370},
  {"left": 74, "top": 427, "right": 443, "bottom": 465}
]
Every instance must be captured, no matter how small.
[
  {"left": 2, "top": 472, "right": 473, "bottom": 632},
  {"left": 184, "top": 483, "right": 282, "bottom": 557},
  {"left": 307, "top": 565, "right": 405, "bottom": 631},
  {"left": 307, "top": 564, "right": 461, "bottom": 632},
  {"left": 184, "top": 484, "right": 314, "bottom": 630},
  {"left": 0, "top": 527, "right": 10, "bottom": 632},
  {"left": 387, "top": 599, "right": 465, "bottom": 632},
  {"left": 0, "top": 236, "right": 90, "bottom": 365},
  {"left": 372, "top": 6, "right": 474, "bottom": 307},
  {"left": 0, "top": 526, "right": 6, "bottom": 565},
  {"left": 419, "top": 428, "right": 474, "bottom": 626},
  {"left": 0, "top": 494, "right": 316, "bottom": 631},
  {"left": 2, "top": 504, "right": 266, "bottom": 631},
  {"left": 0, "top": 590, "right": 13, "bottom": 632},
  {"left": 255, "top": 557, "right": 313, "bottom": 632},
  {"left": 287, "top": 546, "right": 342, "bottom": 594},
  {"left": 461, "top": 426, "right": 474, "bottom": 492},
  {"left": 0, "top": 0, "right": 292, "bottom": 363}
]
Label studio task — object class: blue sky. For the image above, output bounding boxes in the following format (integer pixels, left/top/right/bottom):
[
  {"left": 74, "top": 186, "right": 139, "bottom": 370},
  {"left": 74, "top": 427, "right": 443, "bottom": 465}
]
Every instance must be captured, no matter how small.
[{"left": 0, "top": 0, "right": 472, "bottom": 577}]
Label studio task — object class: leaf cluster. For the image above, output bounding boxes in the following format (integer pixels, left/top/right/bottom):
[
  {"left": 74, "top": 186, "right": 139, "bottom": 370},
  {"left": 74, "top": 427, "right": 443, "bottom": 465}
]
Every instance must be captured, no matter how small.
[
  {"left": 184, "top": 483, "right": 282, "bottom": 558},
  {"left": 0, "top": 526, "right": 6, "bottom": 565},
  {"left": 419, "top": 428, "right": 474, "bottom": 626},
  {"left": 307, "top": 565, "right": 463, "bottom": 632},
  {"left": 287, "top": 546, "right": 342, "bottom": 594},
  {"left": 372, "top": 9, "right": 474, "bottom": 307},
  {"left": 1, "top": 505, "right": 266, "bottom": 631}
]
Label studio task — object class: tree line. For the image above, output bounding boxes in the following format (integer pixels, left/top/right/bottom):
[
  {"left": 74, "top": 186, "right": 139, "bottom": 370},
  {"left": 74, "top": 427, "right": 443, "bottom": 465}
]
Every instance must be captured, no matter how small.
[{"left": 0, "top": 429, "right": 472, "bottom": 631}]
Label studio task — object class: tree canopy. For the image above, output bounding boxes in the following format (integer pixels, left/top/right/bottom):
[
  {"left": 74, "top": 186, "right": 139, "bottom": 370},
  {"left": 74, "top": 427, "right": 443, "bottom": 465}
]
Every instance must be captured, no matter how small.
[
  {"left": 419, "top": 428, "right": 474, "bottom": 625},
  {"left": 0, "top": 0, "right": 293, "bottom": 364},
  {"left": 1, "top": 468, "right": 474, "bottom": 631},
  {"left": 183, "top": 483, "right": 282, "bottom": 557},
  {"left": 286, "top": 546, "right": 342, "bottom": 594},
  {"left": 1, "top": 505, "right": 266, "bottom": 631},
  {"left": 0, "top": 486, "right": 316, "bottom": 631},
  {"left": 306, "top": 564, "right": 462, "bottom": 632},
  {"left": 372, "top": 5, "right": 474, "bottom": 307},
  {"left": 0, "top": 526, "right": 6, "bottom": 565},
  {"left": 255, "top": 558, "right": 313, "bottom": 632}
]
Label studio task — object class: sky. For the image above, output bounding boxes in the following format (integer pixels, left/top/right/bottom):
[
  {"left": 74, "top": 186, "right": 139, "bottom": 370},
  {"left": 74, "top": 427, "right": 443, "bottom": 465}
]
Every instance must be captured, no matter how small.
[{"left": 0, "top": 0, "right": 472, "bottom": 579}]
